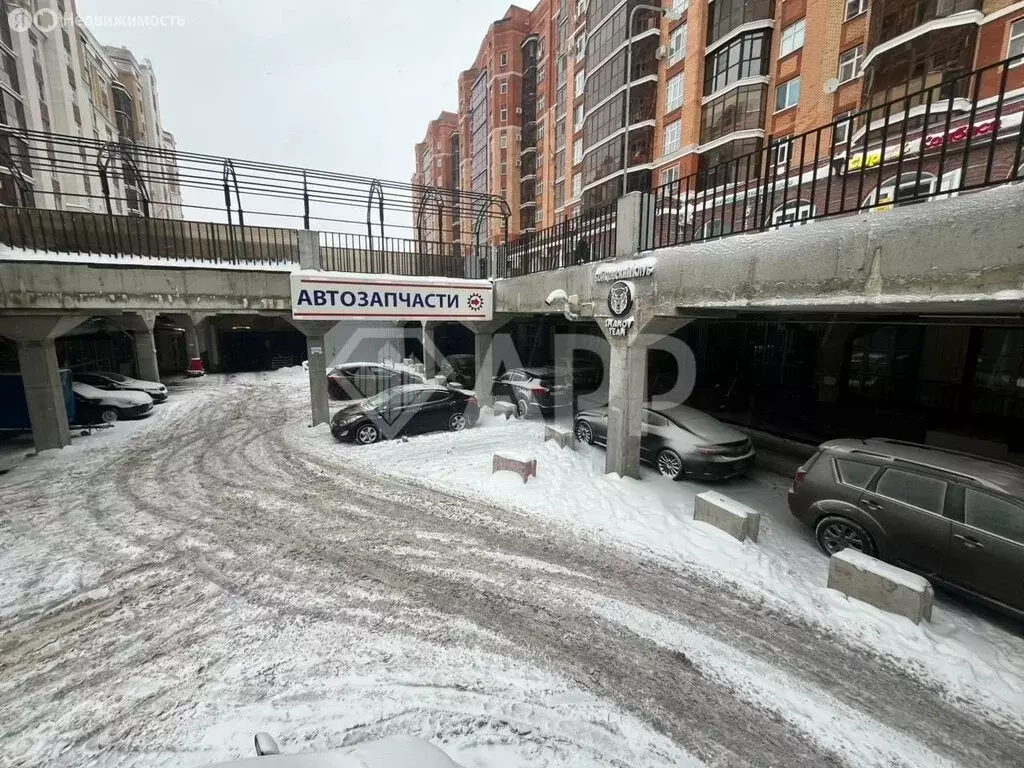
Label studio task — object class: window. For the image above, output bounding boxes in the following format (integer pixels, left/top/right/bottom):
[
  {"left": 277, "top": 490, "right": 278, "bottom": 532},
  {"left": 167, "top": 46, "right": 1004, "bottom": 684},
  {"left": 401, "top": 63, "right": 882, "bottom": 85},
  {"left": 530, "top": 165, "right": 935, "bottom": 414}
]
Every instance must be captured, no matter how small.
[
  {"left": 837, "top": 46, "right": 863, "bottom": 84},
  {"left": 835, "top": 459, "right": 878, "bottom": 489},
  {"left": 573, "top": 137, "right": 583, "bottom": 165},
  {"left": 660, "top": 166, "right": 680, "bottom": 186},
  {"left": 703, "top": 31, "right": 771, "bottom": 95},
  {"left": 700, "top": 85, "right": 767, "bottom": 143},
  {"left": 500, "top": 132, "right": 508, "bottom": 148},
  {"left": 575, "top": 33, "right": 587, "bottom": 60},
  {"left": 643, "top": 411, "right": 670, "bottom": 427},
  {"left": 701, "top": 219, "right": 732, "bottom": 238},
  {"left": 964, "top": 489, "right": 1024, "bottom": 544},
  {"left": 500, "top": 107, "right": 508, "bottom": 122},
  {"left": 663, "top": 120, "right": 681, "bottom": 155},
  {"left": 779, "top": 19, "right": 804, "bottom": 58},
  {"left": 572, "top": 172, "right": 582, "bottom": 198},
  {"left": 1009, "top": 19, "right": 1024, "bottom": 64},
  {"left": 772, "top": 139, "right": 789, "bottom": 166},
  {"left": 673, "top": 0, "right": 690, "bottom": 12},
  {"left": 500, "top": 162, "right": 507, "bottom": 176},
  {"left": 874, "top": 469, "right": 946, "bottom": 514},
  {"left": 775, "top": 77, "right": 800, "bottom": 111},
  {"left": 665, "top": 73, "right": 684, "bottom": 112},
  {"left": 538, "top": 95, "right": 546, "bottom": 113},
  {"left": 436, "top": 158, "right": 443, "bottom": 168},
  {"left": 500, "top": 51, "right": 508, "bottom": 68},
  {"left": 500, "top": 79, "right": 508, "bottom": 94},
  {"left": 669, "top": 25, "right": 687, "bottom": 66},
  {"left": 574, "top": 103, "right": 584, "bottom": 130},
  {"left": 575, "top": 70, "right": 585, "bottom": 96},
  {"left": 834, "top": 111, "right": 852, "bottom": 144},
  {"left": 845, "top": 0, "right": 868, "bottom": 20}
]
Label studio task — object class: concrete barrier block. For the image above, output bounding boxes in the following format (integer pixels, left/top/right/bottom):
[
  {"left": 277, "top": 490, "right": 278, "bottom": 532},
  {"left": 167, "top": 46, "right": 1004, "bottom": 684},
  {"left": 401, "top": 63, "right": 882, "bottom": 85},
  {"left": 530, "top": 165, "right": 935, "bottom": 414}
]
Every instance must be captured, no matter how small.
[
  {"left": 827, "top": 549, "right": 934, "bottom": 624},
  {"left": 493, "top": 401, "right": 516, "bottom": 420},
  {"left": 693, "top": 491, "right": 761, "bottom": 543},
  {"left": 544, "top": 424, "right": 576, "bottom": 450},
  {"left": 492, "top": 454, "right": 537, "bottom": 483}
]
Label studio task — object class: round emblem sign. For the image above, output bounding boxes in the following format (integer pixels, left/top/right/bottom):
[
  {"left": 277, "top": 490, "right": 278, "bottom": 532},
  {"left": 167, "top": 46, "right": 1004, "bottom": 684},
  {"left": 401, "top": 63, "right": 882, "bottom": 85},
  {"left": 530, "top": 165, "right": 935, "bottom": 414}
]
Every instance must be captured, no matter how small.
[{"left": 608, "top": 280, "right": 633, "bottom": 318}]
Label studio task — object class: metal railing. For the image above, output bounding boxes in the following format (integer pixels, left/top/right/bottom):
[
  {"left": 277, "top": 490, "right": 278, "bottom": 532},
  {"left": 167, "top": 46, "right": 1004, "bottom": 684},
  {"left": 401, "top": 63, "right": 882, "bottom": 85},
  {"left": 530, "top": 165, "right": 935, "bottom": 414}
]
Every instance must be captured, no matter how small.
[
  {"left": 645, "top": 54, "right": 1024, "bottom": 252},
  {"left": 320, "top": 231, "right": 486, "bottom": 278},
  {"left": 497, "top": 200, "right": 617, "bottom": 278},
  {"left": 0, "top": 206, "right": 299, "bottom": 264}
]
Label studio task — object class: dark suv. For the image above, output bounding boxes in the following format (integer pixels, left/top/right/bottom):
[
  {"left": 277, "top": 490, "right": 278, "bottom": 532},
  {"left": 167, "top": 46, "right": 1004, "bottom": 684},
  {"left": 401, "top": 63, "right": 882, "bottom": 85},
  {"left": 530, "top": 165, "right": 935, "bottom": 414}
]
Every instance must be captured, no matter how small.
[{"left": 789, "top": 438, "right": 1024, "bottom": 619}]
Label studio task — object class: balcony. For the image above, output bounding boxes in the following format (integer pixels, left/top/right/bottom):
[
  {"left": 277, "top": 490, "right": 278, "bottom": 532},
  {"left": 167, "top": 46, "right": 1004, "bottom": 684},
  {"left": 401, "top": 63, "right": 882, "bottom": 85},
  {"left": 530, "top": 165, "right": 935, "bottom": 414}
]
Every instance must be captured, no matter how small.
[{"left": 864, "top": 0, "right": 983, "bottom": 70}]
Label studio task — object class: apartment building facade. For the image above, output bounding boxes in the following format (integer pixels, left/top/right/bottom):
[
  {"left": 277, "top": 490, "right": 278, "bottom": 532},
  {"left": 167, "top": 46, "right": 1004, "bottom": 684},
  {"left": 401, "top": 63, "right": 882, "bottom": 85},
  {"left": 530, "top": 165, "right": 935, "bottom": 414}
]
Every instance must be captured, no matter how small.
[
  {"left": 417, "top": 0, "right": 1024, "bottom": 244},
  {"left": 412, "top": 110, "right": 460, "bottom": 250},
  {"left": 0, "top": 0, "right": 182, "bottom": 217}
]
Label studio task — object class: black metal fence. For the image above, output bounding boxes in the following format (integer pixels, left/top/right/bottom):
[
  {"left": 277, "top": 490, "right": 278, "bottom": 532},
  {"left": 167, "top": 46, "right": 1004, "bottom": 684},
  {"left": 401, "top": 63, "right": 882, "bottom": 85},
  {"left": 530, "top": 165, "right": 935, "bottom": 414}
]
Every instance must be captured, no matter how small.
[
  {"left": 497, "top": 200, "right": 617, "bottom": 278},
  {"left": 644, "top": 54, "right": 1024, "bottom": 251},
  {"left": 0, "top": 205, "right": 300, "bottom": 264}
]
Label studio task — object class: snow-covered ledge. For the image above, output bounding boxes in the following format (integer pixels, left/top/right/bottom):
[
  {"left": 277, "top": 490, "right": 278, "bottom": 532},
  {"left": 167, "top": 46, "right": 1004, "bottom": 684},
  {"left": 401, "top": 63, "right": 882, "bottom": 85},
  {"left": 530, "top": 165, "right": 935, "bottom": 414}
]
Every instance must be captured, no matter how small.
[{"left": 827, "top": 549, "right": 935, "bottom": 624}]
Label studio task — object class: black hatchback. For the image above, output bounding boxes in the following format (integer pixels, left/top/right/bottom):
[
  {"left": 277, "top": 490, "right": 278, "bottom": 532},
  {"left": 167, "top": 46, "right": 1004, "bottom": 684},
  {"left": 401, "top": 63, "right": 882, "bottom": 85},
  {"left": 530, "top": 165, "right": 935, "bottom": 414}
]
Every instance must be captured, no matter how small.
[{"left": 331, "top": 384, "right": 480, "bottom": 444}]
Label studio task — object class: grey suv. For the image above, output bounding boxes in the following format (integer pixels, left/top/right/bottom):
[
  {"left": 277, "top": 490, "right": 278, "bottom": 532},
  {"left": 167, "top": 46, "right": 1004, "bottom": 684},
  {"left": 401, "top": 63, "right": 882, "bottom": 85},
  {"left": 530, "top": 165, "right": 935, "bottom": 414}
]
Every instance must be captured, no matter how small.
[{"left": 788, "top": 438, "right": 1024, "bottom": 619}]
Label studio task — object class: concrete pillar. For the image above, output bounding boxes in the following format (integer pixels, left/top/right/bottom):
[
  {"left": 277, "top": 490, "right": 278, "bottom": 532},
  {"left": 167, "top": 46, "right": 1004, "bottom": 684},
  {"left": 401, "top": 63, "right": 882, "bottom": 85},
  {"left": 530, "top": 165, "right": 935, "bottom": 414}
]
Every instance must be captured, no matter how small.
[
  {"left": 306, "top": 335, "right": 330, "bottom": 426},
  {"left": 422, "top": 321, "right": 441, "bottom": 379},
  {"left": 202, "top": 319, "right": 222, "bottom": 371},
  {"left": 17, "top": 339, "right": 71, "bottom": 451},
  {"left": 615, "top": 191, "right": 656, "bottom": 258},
  {"left": 604, "top": 340, "right": 649, "bottom": 478},
  {"left": 297, "top": 229, "right": 321, "bottom": 270},
  {"left": 460, "top": 316, "right": 516, "bottom": 406},
  {"left": 0, "top": 314, "right": 88, "bottom": 452},
  {"left": 133, "top": 328, "right": 160, "bottom": 383}
]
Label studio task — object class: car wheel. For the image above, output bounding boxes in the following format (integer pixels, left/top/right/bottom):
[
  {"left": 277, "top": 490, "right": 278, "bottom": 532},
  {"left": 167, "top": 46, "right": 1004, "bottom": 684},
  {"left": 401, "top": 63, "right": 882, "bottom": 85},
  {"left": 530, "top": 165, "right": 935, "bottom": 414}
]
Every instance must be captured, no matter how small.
[
  {"left": 574, "top": 419, "right": 594, "bottom": 445},
  {"left": 516, "top": 397, "right": 531, "bottom": 419},
  {"left": 354, "top": 423, "right": 380, "bottom": 445},
  {"left": 101, "top": 408, "right": 119, "bottom": 424},
  {"left": 448, "top": 412, "right": 468, "bottom": 432},
  {"left": 815, "top": 516, "right": 877, "bottom": 557},
  {"left": 656, "top": 449, "right": 684, "bottom": 480}
]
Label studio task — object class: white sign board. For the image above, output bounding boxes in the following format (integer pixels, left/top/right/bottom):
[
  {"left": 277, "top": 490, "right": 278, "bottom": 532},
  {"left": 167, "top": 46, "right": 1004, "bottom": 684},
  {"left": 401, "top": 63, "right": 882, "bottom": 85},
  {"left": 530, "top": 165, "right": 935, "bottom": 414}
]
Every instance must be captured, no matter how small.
[{"left": 291, "top": 271, "right": 493, "bottom": 321}]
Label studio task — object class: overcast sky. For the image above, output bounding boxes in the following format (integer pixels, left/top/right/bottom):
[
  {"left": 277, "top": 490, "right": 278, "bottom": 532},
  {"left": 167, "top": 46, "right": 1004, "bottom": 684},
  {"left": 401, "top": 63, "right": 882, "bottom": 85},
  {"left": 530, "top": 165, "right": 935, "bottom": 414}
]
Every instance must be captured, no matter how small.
[{"left": 74, "top": 0, "right": 537, "bottom": 230}]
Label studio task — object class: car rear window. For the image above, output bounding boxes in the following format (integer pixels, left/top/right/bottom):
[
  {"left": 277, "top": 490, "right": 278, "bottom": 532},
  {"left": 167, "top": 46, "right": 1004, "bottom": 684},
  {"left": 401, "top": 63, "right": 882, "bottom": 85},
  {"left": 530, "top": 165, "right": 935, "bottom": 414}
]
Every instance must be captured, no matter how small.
[
  {"left": 874, "top": 469, "right": 946, "bottom": 514},
  {"left": 834, "top": 458, "right": 878, "bottom": 489}
]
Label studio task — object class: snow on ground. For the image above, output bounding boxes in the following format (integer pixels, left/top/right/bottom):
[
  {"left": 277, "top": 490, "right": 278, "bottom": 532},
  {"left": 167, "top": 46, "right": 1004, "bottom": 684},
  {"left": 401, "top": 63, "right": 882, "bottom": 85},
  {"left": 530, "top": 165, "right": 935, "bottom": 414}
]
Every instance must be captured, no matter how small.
[
  {"left": 2, "top": 368, "right": 1023, "bottom": 768},
  {"left": 286, "top": 378, "right": 1024, "bottom": 723}
]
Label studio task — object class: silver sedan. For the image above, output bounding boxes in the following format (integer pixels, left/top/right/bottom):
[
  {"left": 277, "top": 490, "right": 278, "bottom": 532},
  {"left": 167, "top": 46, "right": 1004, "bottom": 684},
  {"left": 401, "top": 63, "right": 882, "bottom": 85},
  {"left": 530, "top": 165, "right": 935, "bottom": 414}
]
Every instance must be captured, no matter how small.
[{"left": 573, "top": 405, "right": 755, "bottom": 480}]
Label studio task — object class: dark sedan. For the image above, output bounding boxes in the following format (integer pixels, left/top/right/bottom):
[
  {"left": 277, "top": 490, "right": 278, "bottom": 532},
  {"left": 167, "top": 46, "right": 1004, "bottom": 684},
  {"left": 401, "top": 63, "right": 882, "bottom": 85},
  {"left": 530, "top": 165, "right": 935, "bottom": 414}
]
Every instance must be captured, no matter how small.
[
  {"left": 573, "top": 405, "right": 755, "bottom": 480},
  {"left": 331, "top": 384, "right": 480, "bottom": 444}
]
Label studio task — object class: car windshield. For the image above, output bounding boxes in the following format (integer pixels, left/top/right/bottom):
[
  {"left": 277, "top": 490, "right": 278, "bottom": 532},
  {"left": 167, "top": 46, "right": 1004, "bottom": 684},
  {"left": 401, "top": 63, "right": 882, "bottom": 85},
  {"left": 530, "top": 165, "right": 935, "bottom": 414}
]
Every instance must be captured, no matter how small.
[
  {"left": 362, "top": 389, "right": 397, "bottom": 410},
  {"left": 97, "top": 372, "right": 129, "bottom": 383}
]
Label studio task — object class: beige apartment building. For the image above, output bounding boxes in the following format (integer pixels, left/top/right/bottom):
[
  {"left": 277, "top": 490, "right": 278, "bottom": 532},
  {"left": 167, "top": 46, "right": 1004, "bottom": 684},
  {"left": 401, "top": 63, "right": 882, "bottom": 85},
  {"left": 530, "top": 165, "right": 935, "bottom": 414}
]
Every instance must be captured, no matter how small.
[
  {"left": 418, "top": 0, "right": 1024, "bottom": 245},
  {"left": 0, "top": 0, "right": 182, "bottom": 217}
]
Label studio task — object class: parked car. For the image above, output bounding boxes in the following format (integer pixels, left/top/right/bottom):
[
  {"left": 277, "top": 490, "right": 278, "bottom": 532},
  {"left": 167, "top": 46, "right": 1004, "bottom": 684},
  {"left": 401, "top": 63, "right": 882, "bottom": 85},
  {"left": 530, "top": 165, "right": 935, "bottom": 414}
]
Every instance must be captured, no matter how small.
[
  {"left": 573, "top": 404, "right": 755, "bottom": 480},
  {"left": 72, "top": 381, "right": 154, "bottom": 423},
  {"left": 331, "top": 384, "right": 480, "bottom": 444},
  {"left": 327, "top": 363, "right": 425, "bottom": 400},
  {"left": 74, "top": 371, "right": 168, "bottom": 403},
  {"left": 494, "top": 365, "right": 602, "bottom": 419},
  {"left": 788, "top": 438, "right": 1024, "bottom": 619}
]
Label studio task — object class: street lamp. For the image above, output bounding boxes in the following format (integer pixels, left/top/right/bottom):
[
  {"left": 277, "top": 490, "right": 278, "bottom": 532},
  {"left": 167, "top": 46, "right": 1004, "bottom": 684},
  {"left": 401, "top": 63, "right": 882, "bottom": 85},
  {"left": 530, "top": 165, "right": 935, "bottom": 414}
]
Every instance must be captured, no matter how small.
[{"left": 622, "top": 4, "right": 683, "bottom": 190}]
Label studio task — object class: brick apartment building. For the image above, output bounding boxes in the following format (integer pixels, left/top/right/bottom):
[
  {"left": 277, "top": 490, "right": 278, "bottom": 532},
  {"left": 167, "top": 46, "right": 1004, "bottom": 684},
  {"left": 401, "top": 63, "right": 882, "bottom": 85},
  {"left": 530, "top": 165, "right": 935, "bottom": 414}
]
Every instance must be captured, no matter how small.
[{"left": 415, "top": 0, "right": 1024, "bottom": 248}]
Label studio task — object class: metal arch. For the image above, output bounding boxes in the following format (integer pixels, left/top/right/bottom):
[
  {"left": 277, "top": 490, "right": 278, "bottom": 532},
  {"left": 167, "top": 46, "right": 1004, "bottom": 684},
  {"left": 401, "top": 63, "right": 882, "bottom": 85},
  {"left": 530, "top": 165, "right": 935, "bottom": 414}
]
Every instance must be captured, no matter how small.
[
  {"left": 471, "top": 195, "right": 511, "bottom": 250},
  {"left": 415, "top": 185, "right": 445, "bottom": 256},
  {"left": 367, "top": 178, "right": 385, "bottom": 254},
  {"left": 97, "top": 141, "right": 152, "bottom": 217},
  {"left": 222, "top": 159, "right": 244, "bottom": 227},
  {"left": 0, "top": 136, "right": 34, "bottom": 207}
]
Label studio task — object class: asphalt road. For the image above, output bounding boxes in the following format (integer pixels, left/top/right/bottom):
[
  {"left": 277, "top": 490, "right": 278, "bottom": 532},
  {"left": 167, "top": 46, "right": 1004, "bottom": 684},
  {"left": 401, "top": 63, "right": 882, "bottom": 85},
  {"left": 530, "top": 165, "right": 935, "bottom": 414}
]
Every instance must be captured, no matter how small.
[{"left": 0, "top": 373, "right": 1021, "bottom": 767}]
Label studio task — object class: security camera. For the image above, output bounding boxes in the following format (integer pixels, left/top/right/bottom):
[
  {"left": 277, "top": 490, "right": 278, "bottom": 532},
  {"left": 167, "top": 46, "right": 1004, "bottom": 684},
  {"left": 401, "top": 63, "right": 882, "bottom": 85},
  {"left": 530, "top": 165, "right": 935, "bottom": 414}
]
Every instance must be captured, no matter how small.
[{"left": 545, "top": 289, "right": 569, "bottom": 307}]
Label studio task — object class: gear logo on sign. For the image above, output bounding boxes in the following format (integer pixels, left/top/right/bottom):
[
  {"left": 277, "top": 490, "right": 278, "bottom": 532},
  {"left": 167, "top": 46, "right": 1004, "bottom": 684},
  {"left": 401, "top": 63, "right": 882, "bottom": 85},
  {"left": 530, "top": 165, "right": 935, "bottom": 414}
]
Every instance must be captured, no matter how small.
[
  {"left": 608, "top": 281, "right": 633, "bottom": 318},
  {"left": 468, "top": 293, "right": 484, "bottom": 311}
]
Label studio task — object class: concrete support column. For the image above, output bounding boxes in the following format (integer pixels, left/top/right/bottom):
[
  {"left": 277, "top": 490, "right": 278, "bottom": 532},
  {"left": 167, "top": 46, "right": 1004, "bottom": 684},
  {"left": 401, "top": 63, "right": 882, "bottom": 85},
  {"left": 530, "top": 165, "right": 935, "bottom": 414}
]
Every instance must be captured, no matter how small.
[
  {"left": 286, "top": 319, "right": 338, "bottom": 427},
  {"left": 17, "top": 339, "right": 71, "bottom": 452},
  {"left": 200, "top": 318, "right": 222, "bottom": 372},
  {"left": 133, "top": 327, "right": 160, "bottom": 383},
  {"left": 305, "top": 335, "right": 330, "bottom": 427},
  {"left": 0, "top": 314, "right": 88, "bottom": 453},
  {"left": 422, "top": 321, "right": 441, "bottom": 379},
  {"left": 297, "top": 230, "right": 321, "bottom": 270},
  {"left": 615, "top": 191, "right": 656, "bottom": 258},
  {"left": 604, "top": 340, "right": 649, "bottom": 478},
  {"left": 460, "top": 316, "right": 516, "bottom": 408}
]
